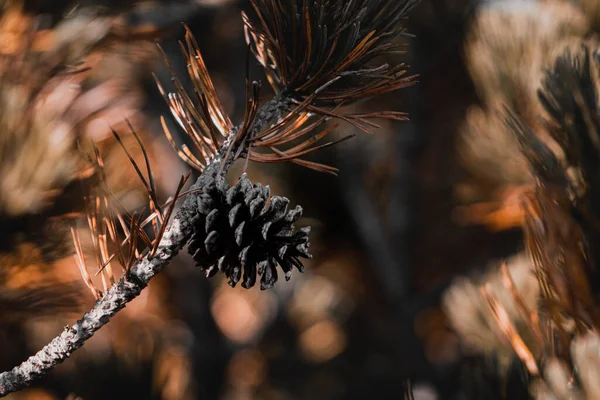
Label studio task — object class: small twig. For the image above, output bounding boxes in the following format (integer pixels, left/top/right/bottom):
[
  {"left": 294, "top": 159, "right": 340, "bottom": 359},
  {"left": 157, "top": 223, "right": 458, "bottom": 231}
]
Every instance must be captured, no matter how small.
[
  {"left": 0, "top": 0, "right": 419, "bottom": 388},
  {"left": 0, "top": 163, "right": 209, "bottom": 397},
  {"left": 0, "top": 95, "right": 291, "bottom": 397},
  {"left": 149, "top": 172, "right": 190, "bottom": 258}
]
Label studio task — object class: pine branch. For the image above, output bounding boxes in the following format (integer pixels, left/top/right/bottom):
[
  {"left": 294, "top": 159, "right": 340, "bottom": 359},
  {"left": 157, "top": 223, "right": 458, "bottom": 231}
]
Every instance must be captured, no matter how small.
[
  {"left": 0, "top": 96, "right": 290, "bottom": 397},
  {"left": 0, "top": 0, "right": 419, "bottom": 393}
]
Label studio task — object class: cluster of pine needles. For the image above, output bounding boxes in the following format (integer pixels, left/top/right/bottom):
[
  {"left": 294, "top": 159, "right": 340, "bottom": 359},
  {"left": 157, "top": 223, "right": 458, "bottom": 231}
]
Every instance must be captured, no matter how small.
[
  {"left": 70, "top": 0, "right": 421, "bottom": 297},
  {"left": 0, "top": 0, "right": 421, "bottom": 396},
  {"left": 446, "top": 5, "right": 600, "bottom": 395}
]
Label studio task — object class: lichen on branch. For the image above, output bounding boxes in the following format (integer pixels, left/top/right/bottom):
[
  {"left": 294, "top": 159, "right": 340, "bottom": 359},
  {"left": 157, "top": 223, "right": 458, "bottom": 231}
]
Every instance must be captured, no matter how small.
[{"left": 0, "top": 0, "right": 419, "bottom": 395}]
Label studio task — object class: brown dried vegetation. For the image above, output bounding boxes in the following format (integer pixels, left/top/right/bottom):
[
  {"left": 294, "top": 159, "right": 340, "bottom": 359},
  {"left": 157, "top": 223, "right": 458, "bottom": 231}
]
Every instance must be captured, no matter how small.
[{"left": 445, "top": 0, "right": 600, "bottom": 398}]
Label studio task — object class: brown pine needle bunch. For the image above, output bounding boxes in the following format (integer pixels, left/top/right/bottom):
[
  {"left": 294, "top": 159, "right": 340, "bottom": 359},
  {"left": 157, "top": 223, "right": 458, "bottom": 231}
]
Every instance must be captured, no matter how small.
[
  {"left": 0, "top": 0, "right": 420, "bottom": 394},
  {"left": 0, "top": 2, "right": 162, "bottom": 221},
  {"left": 0, "top": 5, "right": 133, "bottom": 304},
  {"left": 442, "top": 254, "right": 541, "bottom": 371},
  {"left": 454, "top": 0, "right": 590, "bottom": 231},
  {"left": 70, "top": 132, "right": 189, "bottom": 300},
  {"left": 513, "top": 45, "right": 600, "bottom": 341},
  {"left": 242, "top": 0, "right": 419, "bottom": 108},
  {"left": 153, "top": 1, "right": 419, "bottom": 289},
  {"left": 530, "top": 331, "right": 600, "bottom": 399},
  {"left": 155, "top": 27, "right": 350, "bottom": 174},
  {"left": 448, "top": 44, "right": 600, "bottom": 398},
  {"left": 157, "top": 0, "right": 418, "bottom": 177},
  {"left": 444, "top": 5, "right": 600, "bottom": 397},
  {"left": 465, "top": 0, "right": 587, "bottom": 116},
  {"left": 0, "top": 5, "right": 191, "bottom": 395},
  {"left": 0, "top": 2, "right": 166, "bottom": 322}
]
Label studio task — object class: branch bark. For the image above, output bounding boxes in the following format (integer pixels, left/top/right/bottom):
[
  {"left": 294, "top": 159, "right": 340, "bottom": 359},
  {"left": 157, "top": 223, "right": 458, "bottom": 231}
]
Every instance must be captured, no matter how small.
[
  {"left": 0, "top": 95, "right": 289, "bottom": 397},
  {"left": 0, "top": 164, "right": 207, "bottom": 397}
]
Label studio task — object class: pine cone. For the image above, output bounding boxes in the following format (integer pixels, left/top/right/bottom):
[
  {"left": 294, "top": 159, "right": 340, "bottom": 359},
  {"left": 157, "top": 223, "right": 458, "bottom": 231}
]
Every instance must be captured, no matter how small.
[{"left": 188, "top": 173, "right": 311, "bottom": 290}]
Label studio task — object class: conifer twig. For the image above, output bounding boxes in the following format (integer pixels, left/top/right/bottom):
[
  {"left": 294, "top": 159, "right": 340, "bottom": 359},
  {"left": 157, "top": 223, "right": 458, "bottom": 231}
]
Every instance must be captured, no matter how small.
[
  {"left": 0, "top": 95, "right": 290, "bottom": 396},
  {"left": 0, "top": 0, "right": 419, "bottom": 392}
]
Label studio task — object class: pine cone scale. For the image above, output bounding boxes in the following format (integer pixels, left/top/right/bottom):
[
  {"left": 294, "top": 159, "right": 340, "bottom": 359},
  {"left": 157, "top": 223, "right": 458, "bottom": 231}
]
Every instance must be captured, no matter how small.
[{"left": 188, "top": 173, "right": 311, "bottom": 290}]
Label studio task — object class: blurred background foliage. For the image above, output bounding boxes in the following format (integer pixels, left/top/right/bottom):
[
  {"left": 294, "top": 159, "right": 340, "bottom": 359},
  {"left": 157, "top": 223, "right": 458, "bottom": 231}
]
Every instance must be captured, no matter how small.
[{"left": 1, "top": 0, "right": 585, "bottom": 399}]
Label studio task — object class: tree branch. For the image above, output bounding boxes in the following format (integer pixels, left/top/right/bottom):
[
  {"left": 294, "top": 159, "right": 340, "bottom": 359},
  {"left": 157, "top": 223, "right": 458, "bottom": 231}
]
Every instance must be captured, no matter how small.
[{"left": 0, "top": 95, "right": 290, "bottom": 397}]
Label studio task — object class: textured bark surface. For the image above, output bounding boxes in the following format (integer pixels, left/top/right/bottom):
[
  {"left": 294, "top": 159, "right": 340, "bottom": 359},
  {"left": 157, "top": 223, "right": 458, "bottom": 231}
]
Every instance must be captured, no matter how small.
[
  {"left": 0, "top": 95, "right": 290, "bottom": 397},
  {"left": 0, "top": 162, "right": 211, "bottom": 397}
]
